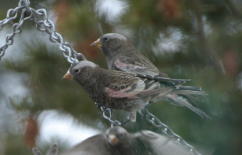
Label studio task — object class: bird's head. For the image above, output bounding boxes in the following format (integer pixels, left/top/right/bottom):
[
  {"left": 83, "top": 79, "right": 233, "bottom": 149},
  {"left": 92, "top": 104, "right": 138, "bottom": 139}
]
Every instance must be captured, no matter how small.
[
  {"left": 91, "top": 33, "right": 131, "bottom": 57},
  {"left": 105, "top": 126, "right": 131, "bottom": 146},
  {"left": 63, "top": 60, "right": 97, "bottom": 80}
]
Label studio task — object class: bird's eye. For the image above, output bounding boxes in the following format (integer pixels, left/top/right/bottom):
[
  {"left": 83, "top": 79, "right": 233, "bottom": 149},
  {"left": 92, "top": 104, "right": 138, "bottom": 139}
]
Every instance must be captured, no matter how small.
[
  {"left": 74, "top": 69, "right": 79, "bottom": 73},
  {"left": 103, "top": 37, "right": 108, "bottom": 41}
]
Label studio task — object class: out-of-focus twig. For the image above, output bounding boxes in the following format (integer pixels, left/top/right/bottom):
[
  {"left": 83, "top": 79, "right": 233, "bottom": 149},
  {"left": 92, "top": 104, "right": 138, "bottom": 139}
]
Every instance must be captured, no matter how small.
[
  {"left": 225, "top": 0, "right": 242, "bottom": 18},
  {"left": 192, "top": 0, "right": 225, "bottom": 74}
]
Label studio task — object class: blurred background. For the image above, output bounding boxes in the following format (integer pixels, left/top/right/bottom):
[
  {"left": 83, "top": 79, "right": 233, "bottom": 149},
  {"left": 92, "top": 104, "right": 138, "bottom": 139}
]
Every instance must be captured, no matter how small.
[{"left": 0, "top": 0, "right": 242, "bottom": 154}]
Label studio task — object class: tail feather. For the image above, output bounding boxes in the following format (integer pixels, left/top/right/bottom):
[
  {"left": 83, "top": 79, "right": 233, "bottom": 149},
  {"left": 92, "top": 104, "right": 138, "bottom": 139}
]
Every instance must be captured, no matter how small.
[
  {"left": 136, "top": 73, "right": 191, "bottom": 86},
  {"left": 143, "top": 76, "right": 210, "bottom": 119},
  {"left": 174, "top": 89, "right": 207, "bottom": 96},
  {"left": 154, "top": 76, "right": 191, "bottom": 85},
  {"left": 173, "top": 85, "right": 207, "bottom": 96},
  {"left": 166, "top": 93, "right": 210, "bottom": 119},
  {"left": 176, "top": 85, "right": 202, "bottom": 91}
]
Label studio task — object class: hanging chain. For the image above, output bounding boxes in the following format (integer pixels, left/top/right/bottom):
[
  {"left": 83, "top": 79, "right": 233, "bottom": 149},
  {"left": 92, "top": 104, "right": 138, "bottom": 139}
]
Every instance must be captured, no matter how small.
[
  {"left": 0, "top": 0, "right": 86, "bottom": 63},
  {"left": 141, "top": 108, "right": 202, "bottom": 155},
  {"left": 31, "top": 9, "right": 86, "bottom": 63},
  {"left": 99, "top": 106, "right": 122, "bottom": 126},
  {"left": 0, "top": 1, "right": 31, "bottom": 60}
]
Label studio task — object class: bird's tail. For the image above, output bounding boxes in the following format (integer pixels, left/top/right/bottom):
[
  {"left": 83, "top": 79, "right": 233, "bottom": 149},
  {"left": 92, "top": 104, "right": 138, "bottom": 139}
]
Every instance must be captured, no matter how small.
[
  {"left": 174, "top": 85, "right": 207, "bottom": 96},
  {"left": 146, "top": 78, "right": 210, "bottom": 119},
  {"left": 166, "top": 92, "right": 210, "bottom": 119}
]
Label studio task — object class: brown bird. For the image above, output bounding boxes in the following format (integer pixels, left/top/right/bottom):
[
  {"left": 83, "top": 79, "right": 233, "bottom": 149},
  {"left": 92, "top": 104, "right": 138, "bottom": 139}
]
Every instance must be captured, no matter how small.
[
  {"left": 63, "top": 60, "right": 208, "bottom": 122},
  {"left": 91, "top": 33, "right": 209, "bottom": 119},
  {"left": 33, "top": 126, "right": 198, "bottom": 155}
]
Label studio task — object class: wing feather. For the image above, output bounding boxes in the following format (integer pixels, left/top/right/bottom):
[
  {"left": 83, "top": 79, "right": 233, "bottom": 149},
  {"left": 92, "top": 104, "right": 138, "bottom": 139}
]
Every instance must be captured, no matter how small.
[
  {"left": 113, "top": 56, "right": 161, "bottom": 76},
  {"left": 105, "top": 79, "right": 146, "bottom": 99}
]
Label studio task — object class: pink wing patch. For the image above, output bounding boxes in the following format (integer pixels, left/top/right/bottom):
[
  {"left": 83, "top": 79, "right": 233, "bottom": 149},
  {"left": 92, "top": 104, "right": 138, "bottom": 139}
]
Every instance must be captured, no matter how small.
[
  {"left": 105, "top": 87, "right": 139, "bottom": 99},
  {"left": 114, "top": 59, "right": 145, "bottom": 71},
  {"left": 114, "top": 59, "right": 128, "bottom": 68}
]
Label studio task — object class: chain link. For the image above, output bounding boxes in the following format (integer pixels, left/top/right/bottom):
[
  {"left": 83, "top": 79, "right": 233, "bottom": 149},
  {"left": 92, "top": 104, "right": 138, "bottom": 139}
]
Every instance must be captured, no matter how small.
[
  {"left": 0, "top": 5, "right": 32, "bottom": 60},
  {"left": 0, "top": 8, "right": 19, "bottom": 29},
  {"left": 99, "top": 106, "right": 122, "bottom": 126},
  {"left": 141, "top": 108, "right": 202, "bottom": 155},
  {"left": 18, "top": 0, "right": 30, "bottom": 7},
  {"left": 0, "top": 0, "right": 86, "bottom": 63},
  {"left": 31, "top": 8, "right": 86, "bottom": 63}
]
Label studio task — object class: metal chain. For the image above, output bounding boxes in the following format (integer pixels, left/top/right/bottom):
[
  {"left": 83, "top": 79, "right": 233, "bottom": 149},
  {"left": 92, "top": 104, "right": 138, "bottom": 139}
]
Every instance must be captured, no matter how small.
[
  {"left": 0, "top": 1, "right": 31, "bottom": 60},
  {"left": 99, "top": 106, "right": 122, "bottom": 126},
  {"left": 31, "top": 8, "right": 86, "bottom": 63},
  {"left": 141, "top": 108, "right": 202, "bottom": 155},
  {"left": 0, "top": 0, "right": 86, "bottom": 63}
]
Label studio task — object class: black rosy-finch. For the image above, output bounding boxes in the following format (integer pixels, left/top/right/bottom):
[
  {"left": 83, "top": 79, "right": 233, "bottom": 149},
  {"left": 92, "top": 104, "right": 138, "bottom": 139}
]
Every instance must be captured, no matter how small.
[
  {"left": 62, "top": 126, "right": 195, "bottom": 155},
  {"left": 63, "top": 60, "right": 208, "bottom": 121},
  {"left": 91, "top": 33, "right": 209, "bottom": 119},
  {"left": 61, "top": 126, "right": 154, "bottom": 155}
]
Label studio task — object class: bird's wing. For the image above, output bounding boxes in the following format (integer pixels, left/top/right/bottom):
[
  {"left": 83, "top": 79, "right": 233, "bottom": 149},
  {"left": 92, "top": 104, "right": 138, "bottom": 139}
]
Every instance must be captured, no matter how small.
[
  {"left": 113, "top": 57, "right": 189, "bottom": 86},
  {"left": 105, "top": 76, "right": 146, "bottom": 99},
  {"left": 104, "top": 71, "right": 166, "bottom": 99},
  {"left": 105, "top": 82, "right": 172, "bottom": 100},
  {"left": 113, "top": 55, "right": 162, "bottom": 77},
  {"left": 105, "top": 86, "right": 171, "bottom": 99}
]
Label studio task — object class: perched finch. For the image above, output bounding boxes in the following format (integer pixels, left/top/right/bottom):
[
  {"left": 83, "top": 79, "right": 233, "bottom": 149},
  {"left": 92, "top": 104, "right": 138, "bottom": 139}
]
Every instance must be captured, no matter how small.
[
  {"left": 62, "top": 126, "right": 138, "bottom": 155},
  {"left": 63, "top": 60, "right": 208, "bottom": 122},
  {"left": 58, "top": 126, "right": 196, "bottom": 155},
  {"left": 91, "top": 33, "right": 209, "bottom": 119}
]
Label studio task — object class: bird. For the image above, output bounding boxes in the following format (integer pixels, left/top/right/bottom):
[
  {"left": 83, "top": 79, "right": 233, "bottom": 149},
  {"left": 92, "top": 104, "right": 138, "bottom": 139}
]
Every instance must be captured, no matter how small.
[
  {"left": 61, "top": 134, "right": 114, "bottom": 155},
  {"left": 55, "top": 126, "right": 197, "bottom": 155},
  {"left": 90, "top": 33, "right": 210, "bottom": 119},
  {"left": 60, "top": 126, "right": 155, "bottom": 155},
  {"left": 59, "top": 126, "right": 138, "bottom": 155},
  {"left": 63, "top": 60, "right": 185, "bottom": 122}
]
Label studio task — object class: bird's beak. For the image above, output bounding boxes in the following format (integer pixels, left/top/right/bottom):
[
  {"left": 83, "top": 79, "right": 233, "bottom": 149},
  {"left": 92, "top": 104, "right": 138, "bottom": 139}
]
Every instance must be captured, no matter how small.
[
  {"left": 90, "top": 38, "right": 102, "bottom": 48},
  {"left": 63, "top": 70, "right": 73, "bottom": 80},
  {"left": 107, "top": 134, "right": 119, "bottom": 145}
]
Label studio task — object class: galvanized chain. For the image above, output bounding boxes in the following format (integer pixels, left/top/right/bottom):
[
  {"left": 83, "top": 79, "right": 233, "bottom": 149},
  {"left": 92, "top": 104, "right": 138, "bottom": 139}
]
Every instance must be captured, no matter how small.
[
  {"left": 99, "top": 106, "right": 122, "bottom": 126},
  {"left": 0, "top": 0, "right": 86, "bottom": 63},
  {"left": 141, "top": 108, "right": 202, "bottom": 155},
  {"left": 31, "top": 8, "right": 86, "bottom": 63},
  {"left": 0, "top": 0, "right": 32, "bottom": 60}
]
